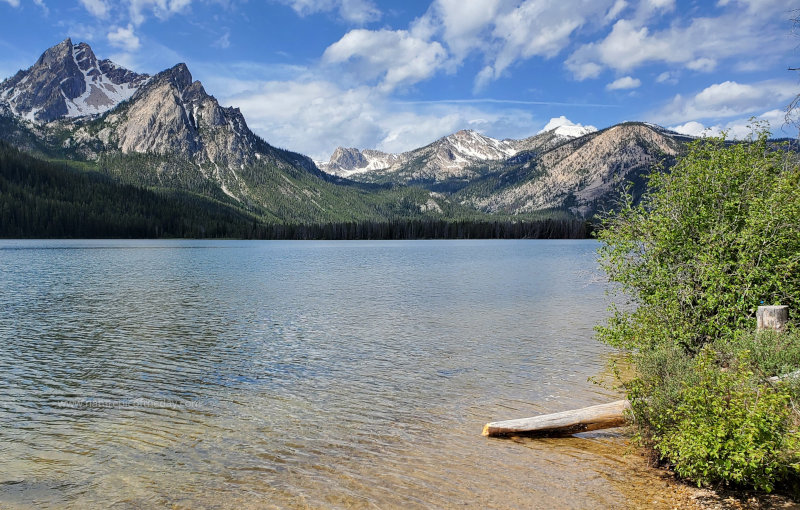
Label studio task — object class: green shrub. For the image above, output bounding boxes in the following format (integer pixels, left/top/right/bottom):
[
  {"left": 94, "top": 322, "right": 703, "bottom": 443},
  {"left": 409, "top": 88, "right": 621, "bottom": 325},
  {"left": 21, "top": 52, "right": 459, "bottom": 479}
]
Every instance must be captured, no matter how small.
[
  {"left": 597, "top": 126, "right": 800, "bottom": 490},
  {"left": 597, "top": 126, "right": 800, "bottom": 353},
  {"left": 653, "top": 347, "right": 800, "bottom": 491}
]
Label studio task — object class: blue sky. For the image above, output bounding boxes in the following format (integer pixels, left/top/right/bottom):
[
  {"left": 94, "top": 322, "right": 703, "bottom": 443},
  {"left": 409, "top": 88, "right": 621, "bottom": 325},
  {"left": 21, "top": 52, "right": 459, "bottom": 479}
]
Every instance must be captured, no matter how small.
[{"left": 1, "top": 0, "right": 799, "bottom": 160}]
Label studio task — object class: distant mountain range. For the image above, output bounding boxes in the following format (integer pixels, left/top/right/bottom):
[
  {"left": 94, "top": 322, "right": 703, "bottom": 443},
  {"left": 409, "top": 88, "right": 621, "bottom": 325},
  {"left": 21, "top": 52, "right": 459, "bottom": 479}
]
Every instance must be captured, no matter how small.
[
  {"left": 317, "top": 124, "right": 596, "bottom": 180},
  {"left": 317, "top": 122, "right": 693, "bottom": 216},
  {"left": 0, "top": 39, "right": 703, "bottom": 237}
]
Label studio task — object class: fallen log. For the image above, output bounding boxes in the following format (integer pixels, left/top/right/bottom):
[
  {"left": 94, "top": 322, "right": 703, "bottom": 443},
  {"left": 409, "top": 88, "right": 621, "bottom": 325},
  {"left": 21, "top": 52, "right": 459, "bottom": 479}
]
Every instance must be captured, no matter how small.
[{"left": 482, "top": 399, "right": 631, "bottom": 437}]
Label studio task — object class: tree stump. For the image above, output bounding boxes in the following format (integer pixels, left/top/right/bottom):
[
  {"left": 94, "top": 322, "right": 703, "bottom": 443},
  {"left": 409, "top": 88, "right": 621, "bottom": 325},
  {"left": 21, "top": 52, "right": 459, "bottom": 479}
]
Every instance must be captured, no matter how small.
[{"left": 757, "top": 305, "right": 789, "bottom": 332}]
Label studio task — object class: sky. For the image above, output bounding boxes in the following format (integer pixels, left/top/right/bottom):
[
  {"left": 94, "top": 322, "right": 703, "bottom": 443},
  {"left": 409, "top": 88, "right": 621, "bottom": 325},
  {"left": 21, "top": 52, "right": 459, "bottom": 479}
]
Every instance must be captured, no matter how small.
[{"left": 0, "top": 0, "right": 799, "bottom": 160}]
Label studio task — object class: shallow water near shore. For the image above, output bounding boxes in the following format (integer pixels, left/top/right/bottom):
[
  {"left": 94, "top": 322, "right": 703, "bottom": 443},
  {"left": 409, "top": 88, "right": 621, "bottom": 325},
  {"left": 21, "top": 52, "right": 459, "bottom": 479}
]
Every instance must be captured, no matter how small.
[{"left": 1, "top": 239, "right": 689, "bottom": 509}]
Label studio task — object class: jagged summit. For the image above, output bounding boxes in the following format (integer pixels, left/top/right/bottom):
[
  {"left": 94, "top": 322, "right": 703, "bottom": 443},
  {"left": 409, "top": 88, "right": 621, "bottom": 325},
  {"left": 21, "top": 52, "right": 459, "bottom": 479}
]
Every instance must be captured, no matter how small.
[
  {"left": 100, "top": 59, "right": 258, "bottom": 173},
  {"left": 0, "top": 38, "right": 149, "bottom": 123}
]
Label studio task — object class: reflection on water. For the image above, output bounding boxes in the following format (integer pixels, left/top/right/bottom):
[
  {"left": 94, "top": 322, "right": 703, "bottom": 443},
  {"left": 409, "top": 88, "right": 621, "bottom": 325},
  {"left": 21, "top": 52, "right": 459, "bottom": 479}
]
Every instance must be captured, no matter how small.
[{"left": 1, "top": 240, "right": 653, "bottom": 508}]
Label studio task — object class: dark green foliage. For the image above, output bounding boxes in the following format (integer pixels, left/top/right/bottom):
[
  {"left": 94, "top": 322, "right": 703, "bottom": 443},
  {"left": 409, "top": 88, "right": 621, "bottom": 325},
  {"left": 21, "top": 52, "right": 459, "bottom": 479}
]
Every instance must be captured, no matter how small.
[
  {"left": 0, "top": 141, "right": 590, "bottom": 239},
  {"left": 254, "top": 217, "right": 590, "bottom": 240},
  {"left": 0, "top": 141, "right": 260, "bottom": 238},
  {"left": 628, "top": 334, "right": 800, "bottom": 492}
]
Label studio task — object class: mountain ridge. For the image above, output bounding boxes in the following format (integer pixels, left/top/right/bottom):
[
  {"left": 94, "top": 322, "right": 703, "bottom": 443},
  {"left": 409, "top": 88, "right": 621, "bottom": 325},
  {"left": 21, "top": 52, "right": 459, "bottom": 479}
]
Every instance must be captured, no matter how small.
[
  {"left": 0, "top": 39, "right": 713, "bottom": 227},
  {"left": 318, "top": 124, "right": 598, "bottom": 184}
]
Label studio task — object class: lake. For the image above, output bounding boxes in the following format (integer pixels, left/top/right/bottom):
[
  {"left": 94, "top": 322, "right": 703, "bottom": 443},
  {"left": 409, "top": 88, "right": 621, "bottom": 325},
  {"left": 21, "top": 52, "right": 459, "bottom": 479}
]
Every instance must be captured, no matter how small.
[{"left": 0, "top": 240, "right": 673, "bottom": 508}]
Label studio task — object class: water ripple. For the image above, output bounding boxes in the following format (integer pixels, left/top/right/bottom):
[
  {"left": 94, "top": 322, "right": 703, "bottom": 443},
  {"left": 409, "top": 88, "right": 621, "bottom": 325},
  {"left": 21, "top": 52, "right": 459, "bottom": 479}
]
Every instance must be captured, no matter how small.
[{"left": 0, "top": 240, "right": 641, "bottom": 509}]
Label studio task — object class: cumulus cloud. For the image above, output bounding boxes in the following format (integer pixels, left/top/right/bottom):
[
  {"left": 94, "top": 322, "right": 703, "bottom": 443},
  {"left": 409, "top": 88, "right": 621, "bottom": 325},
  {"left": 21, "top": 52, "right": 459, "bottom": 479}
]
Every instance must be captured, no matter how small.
[
  {"left": 606, "top": 75, "right": 641, "bottom": 90},
  {"left": 216, "top": 78, "right": 541, "bottom": 160},
  {"left": 0, "top": 0, "right": 20, "bottom": 6},
  {"left": 278, "top": 0, "right": 380, "bottom": 24},
  {"left": 79, "top": 0, "right": 108, "bottom": 18},
  {"left": 655, "top": 80, "right": 797, "bottom": 124},
  {"left": 566, "top": 0, "right": 791, "bottom": 79},
  {"left": 475, "top": 0, "right": 614, "bottom": 88},
  {"left": 107, "top": 24, "right": 140, "bottom": 51},
  {"left": 420, "top": 0, "right": 505, "bottom": 59},
  {"left": 537, "top": 115, "right": 597, "bottom": 134},
  {"left": 323, "top": 29, "right": 448, "bottom": 92},
  {"left": 397, "top": 0, "right": 619, "bottom": 90}
]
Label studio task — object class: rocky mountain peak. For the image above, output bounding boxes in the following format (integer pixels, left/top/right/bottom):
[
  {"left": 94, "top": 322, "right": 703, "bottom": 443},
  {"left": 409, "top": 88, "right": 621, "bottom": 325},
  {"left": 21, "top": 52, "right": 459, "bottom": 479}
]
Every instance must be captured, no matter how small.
[
  {"left": 99, "top": 56, "right": 264, "bottom": 184},
  {"left": 329, "top": 147, "right": 368, "bottom": 170},
  {"left": 155, "top": 63, "right": 194, "bottom": 92},
  {"left": 36, "top": 37, "right": 73, "bottom": 67},
  {"left": 0, "top": 39, "right": 148, "bottom": 123}
]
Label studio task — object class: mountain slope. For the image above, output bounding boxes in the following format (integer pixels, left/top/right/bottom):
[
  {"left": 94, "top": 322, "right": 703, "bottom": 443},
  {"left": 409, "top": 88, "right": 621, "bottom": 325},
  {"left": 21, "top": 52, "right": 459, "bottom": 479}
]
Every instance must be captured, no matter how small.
[
  {"left": 455, "top": 123, "right": 693, "bottom": 216},
  {"left": 0, "top": 39, "right": 706, "bottom": 227},
  {"left": 0, "top": 40, "right": 386, "bottom": 222}
]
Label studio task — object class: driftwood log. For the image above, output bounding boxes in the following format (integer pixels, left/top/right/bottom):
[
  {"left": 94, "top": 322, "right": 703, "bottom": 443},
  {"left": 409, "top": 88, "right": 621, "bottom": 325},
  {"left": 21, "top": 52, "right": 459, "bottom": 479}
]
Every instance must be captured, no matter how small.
[
  {"left": 482, "top": 399, "right": 631, "bottom": 437},
  {"left": 485, "top": 306, "right": 792, "bottom": 438}
]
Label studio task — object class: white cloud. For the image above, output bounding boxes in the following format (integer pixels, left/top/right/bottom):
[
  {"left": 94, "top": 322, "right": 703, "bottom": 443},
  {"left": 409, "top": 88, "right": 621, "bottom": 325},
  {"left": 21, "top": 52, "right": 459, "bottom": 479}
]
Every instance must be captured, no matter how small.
[
  {"left": 79, "top": 0, "right": 108, "bottom": 18},
  {"left": 400, "top": 0, "right": 618, "bottom": 89},
  {"left": 128, "top": 0, "right": 193, "bottom": 26},
  {"left": 323, "top": 29, "right": 447, "bottom": 92},
  {"left": 216, "top": 78, "right": 541, "bottom": 160},
  {"left": 1, "top": 0, "right": 20, "bottom": 6},
  {"left": 566, "top": 1, "right": 792, "bottom": 79},
  {"left": 606, "top": 75, "right": 641, "bottom": 90},
  {"left": 604, "top": 0, "right": 627, "bottom": 22},
  {"left": 656, "top": 71, "right": 676, "bottom": 84},
  {"left": 669, "top": 109, "right": 795, "bottom": 139},
  {"left": 338, "top": 0, "right": 380, "bottom": 24},
  {"left": 669, "top": 120, "right": 709, "bottom": 137},
  {"left": 538, "top": 115, "right": 597, "bottom": 134},
  {"left": 654, "top": 80, "right": 797, "bottom": 124},
  {"left": 478, "top": 0, "right": 614, "bottom": 87},
  {"left": 107, "top": 24, "right": 141, "bottom": 51},
  {"left": 686, "top": 57, "right": 716, "bottom": 72},
  {"left": 422, "top": 0, "right": 505, "bottom": 59},
  {"left": 278, "top": 0, "right": 380, "bottom": 24}
]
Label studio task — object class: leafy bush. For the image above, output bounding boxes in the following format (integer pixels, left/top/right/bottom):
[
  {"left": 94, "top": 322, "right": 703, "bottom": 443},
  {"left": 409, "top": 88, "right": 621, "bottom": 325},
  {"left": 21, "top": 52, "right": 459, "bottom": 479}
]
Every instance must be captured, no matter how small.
[
  {"left": 597, "top": 126, "right": 800, "bottom": 353},
  {"left": 637, "top": 346, "right": 800, "bottom": 491},
  {"left": 597, "top": 126, "right": 800, "bottom": 490}
]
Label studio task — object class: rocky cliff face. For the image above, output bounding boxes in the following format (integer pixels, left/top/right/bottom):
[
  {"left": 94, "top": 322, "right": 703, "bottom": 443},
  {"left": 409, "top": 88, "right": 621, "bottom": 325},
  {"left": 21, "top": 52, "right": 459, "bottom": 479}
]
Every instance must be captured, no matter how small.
[
  {"left": 0, "top": 38, "right": 148, "bottom": 123},
  {"left": 97, "top": 63, "right": 257, "bottom": 168}
]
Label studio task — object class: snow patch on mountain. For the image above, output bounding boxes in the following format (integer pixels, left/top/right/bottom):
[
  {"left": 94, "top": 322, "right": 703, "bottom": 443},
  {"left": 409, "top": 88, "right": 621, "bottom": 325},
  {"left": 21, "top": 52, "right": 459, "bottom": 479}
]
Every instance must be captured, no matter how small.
[{"left": 538, "top": 116, "right": 597, "bottom": 138}]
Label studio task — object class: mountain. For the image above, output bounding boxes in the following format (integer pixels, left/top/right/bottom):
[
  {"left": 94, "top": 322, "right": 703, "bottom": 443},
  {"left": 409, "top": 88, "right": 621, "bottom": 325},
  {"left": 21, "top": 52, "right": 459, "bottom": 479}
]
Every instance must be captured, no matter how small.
[
  {"left": 319, "top": 121, "right": 692, "bottom": 217},
  {"left": 0, "top": 38, "right": 148, "bottom": 123},
  {"left": 0, "top": 39, "right": 375, "bottom": 223},
  {"left": 454, "top": 122, "right": 693, "bottom": 216},
  {"left": 318, "top": 125, "right": 597, "bottom": 184},
  {"left": 0, "top": 39, "right": 704, "bottom": 233}
]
